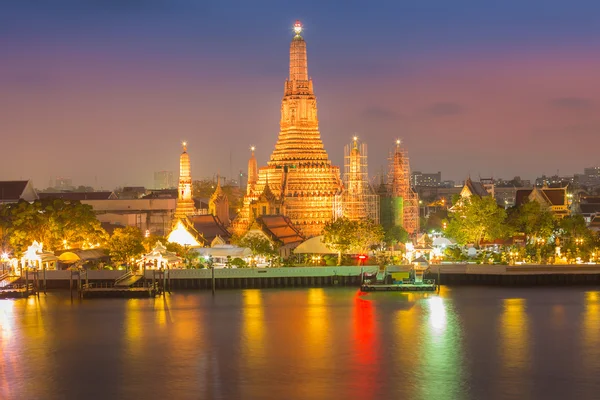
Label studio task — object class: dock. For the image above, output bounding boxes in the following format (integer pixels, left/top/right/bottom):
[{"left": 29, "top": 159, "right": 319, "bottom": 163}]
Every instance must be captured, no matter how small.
[
  {"left": 79, "top": 271, "right": 163, "bottom": 298},
  {"left": 0, "top": 271, "right": 39, "bottom": 298}
]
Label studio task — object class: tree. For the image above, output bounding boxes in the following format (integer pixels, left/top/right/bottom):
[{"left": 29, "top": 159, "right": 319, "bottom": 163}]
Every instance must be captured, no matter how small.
[
  {"left": 424, "top": 209, "right": 449, "bottom": 232},
  {"left": 354, "top": 219, "right": 384, "bottom": 254},
  {"left": 383, "top": 225, "right": 409, "bottom": 248},
  {"left": 231, "top": 233, "right": 278, "bottom": 266},
  {"left": 0, "top": 199, "right": 108, "bottom": 256},
  {"left": 506, "top": 201, "right": 556, "bottom": 243},
  {"left": 106, "top": 227, "right": 145, "bottom": 267},
  {"left": 323, "top": 218, "right": 358, "bottom": 265},
  {"left": 445, "top": 195, "right": 507, "bottom": 247},
  {"left": 323, "top": 218, "right": 384, "bottom": 265}
]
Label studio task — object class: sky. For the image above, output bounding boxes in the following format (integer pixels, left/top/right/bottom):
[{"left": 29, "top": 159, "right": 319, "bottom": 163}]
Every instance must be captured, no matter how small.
[{"left": 1, "top": 0, "right": 600, "bottom": 189}]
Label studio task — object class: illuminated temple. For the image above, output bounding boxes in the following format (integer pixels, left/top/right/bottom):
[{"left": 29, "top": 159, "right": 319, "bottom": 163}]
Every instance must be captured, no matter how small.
[
  {"left": 232, "top": 21, "right": 343, "bottom": 237},
  {"left": 173, "top": 142, "right": 195, "bottom": 220}
]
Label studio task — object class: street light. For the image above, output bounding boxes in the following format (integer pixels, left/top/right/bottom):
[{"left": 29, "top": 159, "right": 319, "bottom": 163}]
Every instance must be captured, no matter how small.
[{"left": 1, "top": 252, "right": 9, "bottom": 274}]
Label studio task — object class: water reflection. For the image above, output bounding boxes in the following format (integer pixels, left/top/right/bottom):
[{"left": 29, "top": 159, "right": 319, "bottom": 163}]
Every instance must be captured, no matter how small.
[
  {"left": 242, "top": 289, "right": 265, "bottom": 364},
  {"left": 352, "top": 295, "right": 378, "bottom": 398},
  {"left": 499, "top": 298, "right": 531, "bottom": 398},
  {"left": 582, "top": 291, "right": 600, "bottom": 369},
  {"left": 419, "top": 294, "right": 465, "bottom": 400}
]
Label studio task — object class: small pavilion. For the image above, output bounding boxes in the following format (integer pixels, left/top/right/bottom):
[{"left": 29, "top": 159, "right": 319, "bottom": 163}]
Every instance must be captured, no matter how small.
[
  {"left": 19, "top": 241, "right": 58, "bottom": 274},
  {"left": 142, "top": 241, "right": 182, "bottom": 269}
]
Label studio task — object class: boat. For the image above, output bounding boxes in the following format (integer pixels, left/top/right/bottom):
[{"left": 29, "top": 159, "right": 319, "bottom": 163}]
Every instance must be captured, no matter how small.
[{"left": 360, "top": 264, "right": 437, "bottom": 292}]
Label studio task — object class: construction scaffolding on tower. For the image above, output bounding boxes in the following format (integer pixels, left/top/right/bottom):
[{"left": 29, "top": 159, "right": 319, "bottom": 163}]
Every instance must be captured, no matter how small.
[
  {"left": 333, "top": 137, "right": 380, "bottom": 223},
  {"left": 388, "top": 140, "right": 419, "bottom": 237}
]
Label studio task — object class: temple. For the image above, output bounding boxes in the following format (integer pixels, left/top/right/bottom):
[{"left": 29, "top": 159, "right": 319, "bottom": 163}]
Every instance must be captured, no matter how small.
[
  {"left": 174, "top": 142, "right": 195, "bottom": 220},
  {"left": 232, "top": 20, "right": 342, "bottom": 237},
  {"left": 380, "top": 140, "right": 420, "bottom": 236},
  {"left": 334, "top": 136, "right": 380, "bottom": 222}
]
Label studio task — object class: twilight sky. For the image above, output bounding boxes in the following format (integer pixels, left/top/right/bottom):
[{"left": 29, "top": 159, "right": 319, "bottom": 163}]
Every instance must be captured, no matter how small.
[{"left": 1, "top": 0, "right": 599, "bottom": 190}]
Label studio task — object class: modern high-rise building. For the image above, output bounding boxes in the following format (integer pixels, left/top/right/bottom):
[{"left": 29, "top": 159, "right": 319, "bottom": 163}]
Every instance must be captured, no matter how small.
[
  {"left": 411, "top": 171, "right": 441, "bottom": 187},
  {"left": 154, "top": 171, "right": 175, "bottom": 189},
  {"left": 232, "top": 21, "right": 343, "bottom": 237}
]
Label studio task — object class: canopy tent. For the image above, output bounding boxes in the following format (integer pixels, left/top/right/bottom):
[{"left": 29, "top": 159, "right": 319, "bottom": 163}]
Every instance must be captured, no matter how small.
[
  {"left": 57, "top": 249, "right": 109, "bottom": 264},
  {"left": 293, "top": 235, "right": 336, "bottom": 254},
  {"left": 194, "top": 245, "right": 252, "bottom": 259}
]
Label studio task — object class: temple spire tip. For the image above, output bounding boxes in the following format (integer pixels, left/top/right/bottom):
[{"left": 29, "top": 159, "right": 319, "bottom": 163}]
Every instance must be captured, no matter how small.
[{"left": 293, "top": 20, "right": 302, "bottom": 36}]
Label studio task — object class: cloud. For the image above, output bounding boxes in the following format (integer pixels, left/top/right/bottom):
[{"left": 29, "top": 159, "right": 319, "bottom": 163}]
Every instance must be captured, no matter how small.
[
  {"left": 362, "top": 106, "right": 400, "bottom": 120},
  {"left": 550, "top": 97, "right": 593, "bottom": 109},
  {"left": 426, "top": 102, "right": 464, "bottom": 116}
]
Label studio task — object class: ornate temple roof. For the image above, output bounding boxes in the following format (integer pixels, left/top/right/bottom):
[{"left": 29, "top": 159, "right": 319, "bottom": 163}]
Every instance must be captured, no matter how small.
[
  {"left": 190, "top": 214, "right": 231, "bottom": 243},
  {"left": 255, "top": 215, "right": 304, "bottom": 246}
]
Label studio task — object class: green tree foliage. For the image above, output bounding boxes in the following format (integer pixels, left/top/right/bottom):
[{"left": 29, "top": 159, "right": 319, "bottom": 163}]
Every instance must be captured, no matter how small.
[
  {"left": 231, "top": 233, "right": 278, "bottom": 265},
  {"left": 383, "top": 225, "right": 409, "bottom": 248},
  {"left": 355, "top": 219, "right": 385, "bottom": 254},
  {"left": 0, "top": 199, "right": 107, "bottom": 256},
  {"left": 230, "top": 257, "right": 248, "bottom": 268},
  {"left": 445, "top": 195, "right": 507, "bottom": 247},
  {"left": 424, "top": 209, "right": 449, "bottom": 232},
  {"left": 506, "top": 201, "right": 556, "bottom": 243},
  {"left": 323, "top": 218, "right": 385, "bottom": 265},
  {"left": 323, "top": 218, "right": 358, "bottom": 265},
  {"left": 106, "top": 226, "right": 145, "bottom": 266}
]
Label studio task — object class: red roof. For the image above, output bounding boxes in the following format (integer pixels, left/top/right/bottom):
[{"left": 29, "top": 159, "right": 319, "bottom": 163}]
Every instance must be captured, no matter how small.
[
  {"left": 256, "top": 215, "right": 304, "bottom": 245},
  {"left": 0, "top": 181, "right": 29, "bottom": 201}
]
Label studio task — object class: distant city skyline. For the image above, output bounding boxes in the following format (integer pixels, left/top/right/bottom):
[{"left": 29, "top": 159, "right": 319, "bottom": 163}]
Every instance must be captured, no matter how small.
[{"left": 2, "top": 1, "right": 599, "bottom": 189}]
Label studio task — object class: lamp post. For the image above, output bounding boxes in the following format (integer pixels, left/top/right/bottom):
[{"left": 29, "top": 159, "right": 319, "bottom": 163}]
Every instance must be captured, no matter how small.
[{"left": 1, "top": 252, "right": 8, "bottom": 274}]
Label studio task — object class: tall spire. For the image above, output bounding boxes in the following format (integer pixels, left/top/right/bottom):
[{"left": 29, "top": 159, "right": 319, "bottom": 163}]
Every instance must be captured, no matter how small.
[
  {"left": 247, "top": 146, "right": 258, "bottom": 195},
  {"left": 289, "top": 20, "right": 308, "bottom": 82},
  {"left": 174, "top": 141, "right": 195, "bottom": 220}
]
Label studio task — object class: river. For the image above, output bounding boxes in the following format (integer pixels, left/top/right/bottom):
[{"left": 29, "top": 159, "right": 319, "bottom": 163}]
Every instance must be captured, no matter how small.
[{"left": 1, "top": 287, "right": 599, "bottom": 399}]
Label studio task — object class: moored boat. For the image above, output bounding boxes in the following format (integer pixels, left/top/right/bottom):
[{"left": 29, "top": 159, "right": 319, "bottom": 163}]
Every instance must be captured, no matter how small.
[{"left": 360, "top": 265, "right": 437, "bottom": 292}]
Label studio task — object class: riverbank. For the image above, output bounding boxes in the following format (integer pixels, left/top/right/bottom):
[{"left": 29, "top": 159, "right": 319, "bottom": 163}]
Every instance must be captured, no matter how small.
[{"left": 6, "top": 264, "right": 600, "bottom": 291}]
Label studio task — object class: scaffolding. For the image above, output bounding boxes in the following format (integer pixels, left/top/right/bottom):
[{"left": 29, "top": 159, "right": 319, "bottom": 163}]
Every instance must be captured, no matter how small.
[
  {"left": 388, "top": 140, "right": 419, "bottom": 237},
  {"left": 334, "top": 137, "right": 380, "bottom": 223}
]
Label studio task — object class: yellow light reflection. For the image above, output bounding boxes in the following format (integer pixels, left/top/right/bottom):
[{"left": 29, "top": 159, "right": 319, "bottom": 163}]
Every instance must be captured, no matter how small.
[
  {"left": 242, "top": 290, "right": 265, "bottom": 363},
  {"left": 125, "top": 299, "right": 143, "bottom": 355},
  {"left": 583, "top": 291, "right": 600, "bottom": 369},
  {"left": 305, "top": 288, "right": 330, "bottom": 360},
  {"left": 0, "top": 300, "right": 14, "bottom": 340},
  {"left": 499, "top": 298, "right": 530, "bottom": 398}
]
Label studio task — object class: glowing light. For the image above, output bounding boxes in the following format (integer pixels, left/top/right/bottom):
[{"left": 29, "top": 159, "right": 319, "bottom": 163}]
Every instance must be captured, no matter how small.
[
  {"left": 353, "top": 136, "right": 358, "bottom": 141},
  {"left": 293, "top": 20, "right": 302, "bottom": 35},
  {"left": 428, "top": 296, "right": 447, "bottom": 331},
  {"left": 396, "top": 139, "right": 401, "bottom": 145},
  {"left": 167, "top": 220, "right": 201, "bottom": 247},
  {"left": 1, "top": 252, "right": 8, "bottom": 260},
  {"left": 251, "top": 146, "right": 255, "bottom": 152}
]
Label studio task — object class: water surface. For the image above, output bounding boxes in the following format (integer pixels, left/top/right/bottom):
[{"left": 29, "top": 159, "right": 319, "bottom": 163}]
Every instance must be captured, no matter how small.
[{"left": 1, "top": 287, "right": 599, "bottom": 399}]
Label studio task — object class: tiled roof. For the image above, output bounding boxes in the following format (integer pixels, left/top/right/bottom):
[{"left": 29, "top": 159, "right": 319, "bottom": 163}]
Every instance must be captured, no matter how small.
[
  {"left": 190, "top": 214, "right": 231, "bottom": 243},
  {"left": 38, "top": 191, "right": 115, "bottom": 200},
  {"left": 541, "top": 188, "right": 566, "bottom": 206},
  {"left": 0, "top": 181, "right": 29, "bottom": 201},
  {"left": 256, "top": 215, "right": 304, "bottom": 245},
  {"left": 465, "top": 178, "right": 489, "bottom": 197},
  {"left": 579, "top": 203, "right": 600, "bottom": 215},
  {"left": 515, "top": 189, "right": 533, "bottom": 206}
]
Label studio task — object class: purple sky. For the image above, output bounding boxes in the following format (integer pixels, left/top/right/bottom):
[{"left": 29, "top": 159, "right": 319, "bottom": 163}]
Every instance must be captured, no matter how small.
[{"left": 1, "top": 1, "right": 599, "bottom": 189}]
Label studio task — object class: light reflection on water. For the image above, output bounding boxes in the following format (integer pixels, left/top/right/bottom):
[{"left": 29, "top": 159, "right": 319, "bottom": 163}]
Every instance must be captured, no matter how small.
[{"left": 2, "top": 288, "right": 600, "bottom": 399}]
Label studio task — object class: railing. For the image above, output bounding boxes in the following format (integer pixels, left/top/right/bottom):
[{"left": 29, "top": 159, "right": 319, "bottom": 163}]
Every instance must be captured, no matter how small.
[{"left": 114, "top": 271, "right": 132, "bottom": 285}]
